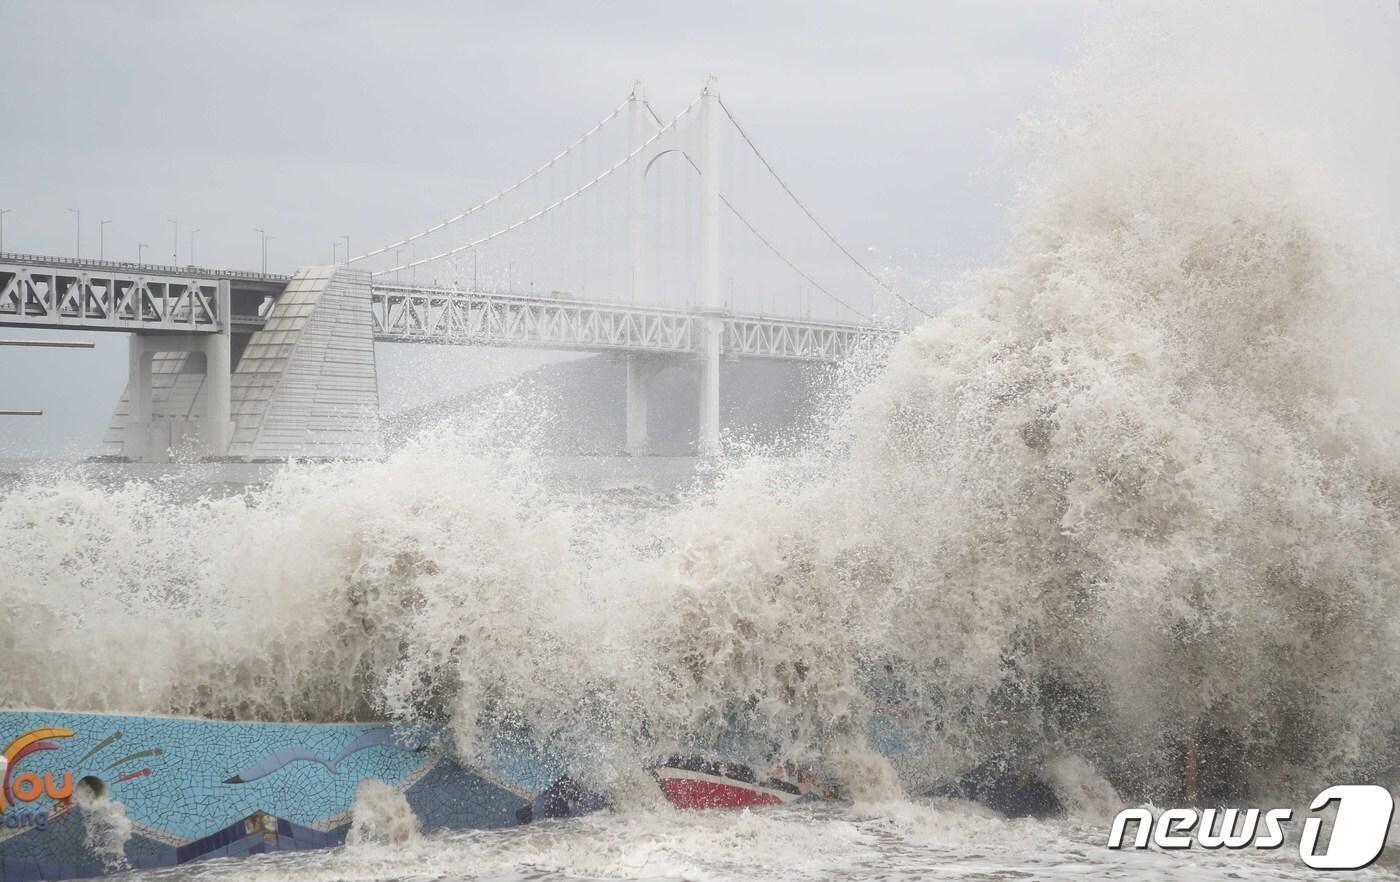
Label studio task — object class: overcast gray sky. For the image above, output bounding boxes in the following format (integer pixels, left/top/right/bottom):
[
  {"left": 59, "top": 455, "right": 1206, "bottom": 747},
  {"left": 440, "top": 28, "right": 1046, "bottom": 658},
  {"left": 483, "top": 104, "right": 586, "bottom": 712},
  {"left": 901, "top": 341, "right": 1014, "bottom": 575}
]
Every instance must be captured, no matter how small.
[{"left": 1, "top": 0, "right": 1098, "bottom": 457}]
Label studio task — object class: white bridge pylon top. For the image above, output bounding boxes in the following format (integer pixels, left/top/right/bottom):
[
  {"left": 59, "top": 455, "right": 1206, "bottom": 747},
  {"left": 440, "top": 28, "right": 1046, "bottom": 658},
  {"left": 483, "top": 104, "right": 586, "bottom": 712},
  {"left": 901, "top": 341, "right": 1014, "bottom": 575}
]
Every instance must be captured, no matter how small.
[{"left": 350, "top": 80, "right": 928, "bottom": 329}]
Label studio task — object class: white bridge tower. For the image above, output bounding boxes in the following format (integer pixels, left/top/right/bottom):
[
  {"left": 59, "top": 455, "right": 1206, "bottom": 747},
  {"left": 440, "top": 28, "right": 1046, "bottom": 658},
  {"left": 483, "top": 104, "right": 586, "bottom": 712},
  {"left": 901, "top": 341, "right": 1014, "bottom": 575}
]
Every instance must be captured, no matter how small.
[{"left": 625, "top": 78, "right": 723, "bottom": 456}]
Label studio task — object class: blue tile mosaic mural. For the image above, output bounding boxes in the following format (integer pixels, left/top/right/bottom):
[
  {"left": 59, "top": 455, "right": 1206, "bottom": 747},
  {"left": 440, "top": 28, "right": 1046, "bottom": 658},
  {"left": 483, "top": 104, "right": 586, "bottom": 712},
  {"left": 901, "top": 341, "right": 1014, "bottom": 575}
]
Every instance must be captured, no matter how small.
[{"left": 0, "top": 711, "right": 558, "bottom": 881}]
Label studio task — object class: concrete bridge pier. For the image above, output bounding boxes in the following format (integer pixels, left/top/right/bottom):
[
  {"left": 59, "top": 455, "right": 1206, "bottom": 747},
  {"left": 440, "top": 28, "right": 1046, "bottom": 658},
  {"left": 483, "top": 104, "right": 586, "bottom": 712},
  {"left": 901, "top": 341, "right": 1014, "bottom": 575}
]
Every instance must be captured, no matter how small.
[
  {"left": 122, "top": 280, "right": 233, "bottom": 461},
  {"left": 698, "top": 316, "right": 722, "bottom": 457},
  {"left": 625, "top": 354, "right": 658, "bottom": 456},
  {"left": 104, "top": 266, "right": 382, "bottom": 462}
]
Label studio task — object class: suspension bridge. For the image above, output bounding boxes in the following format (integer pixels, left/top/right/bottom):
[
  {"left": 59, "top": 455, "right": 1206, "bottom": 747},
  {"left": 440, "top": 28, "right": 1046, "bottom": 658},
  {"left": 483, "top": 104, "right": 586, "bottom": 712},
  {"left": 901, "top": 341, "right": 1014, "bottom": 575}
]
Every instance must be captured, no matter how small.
[{"left": 0, "top": 81, "right": 912, "bottom": 461}]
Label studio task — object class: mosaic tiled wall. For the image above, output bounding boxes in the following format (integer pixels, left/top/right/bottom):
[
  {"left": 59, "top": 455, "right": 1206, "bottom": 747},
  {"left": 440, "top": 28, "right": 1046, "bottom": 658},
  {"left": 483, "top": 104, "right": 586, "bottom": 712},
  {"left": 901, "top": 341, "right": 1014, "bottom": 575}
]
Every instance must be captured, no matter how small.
[{"left": 0, "top": 711, "right": 554, "bottom": 882}]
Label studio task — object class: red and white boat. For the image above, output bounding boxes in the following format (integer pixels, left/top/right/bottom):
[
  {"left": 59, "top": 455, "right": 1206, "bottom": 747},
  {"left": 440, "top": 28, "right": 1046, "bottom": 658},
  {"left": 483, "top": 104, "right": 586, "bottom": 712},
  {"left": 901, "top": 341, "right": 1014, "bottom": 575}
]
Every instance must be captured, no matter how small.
[{"left": 651, "top": 757, "right": 806, "bottom": 810}]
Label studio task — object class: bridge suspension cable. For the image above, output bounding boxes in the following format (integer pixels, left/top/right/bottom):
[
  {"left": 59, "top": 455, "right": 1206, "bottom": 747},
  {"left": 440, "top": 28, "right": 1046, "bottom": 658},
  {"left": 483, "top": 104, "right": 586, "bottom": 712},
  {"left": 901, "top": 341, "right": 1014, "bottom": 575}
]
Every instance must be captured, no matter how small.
[
  {"left": 642, "top": 100, "right": 872, "bottom": 323},
  {"left": 721, "top": 196, "right": 869, "bottom": 322},
  {"left": 717, "top": 96, "right": 931, "bottom": 319},
  {"left": 376, "top": 94, "right": 703, "bottom": 277},
  {"left": 349, "top": 96, "right": 630, "bottom": 265}
]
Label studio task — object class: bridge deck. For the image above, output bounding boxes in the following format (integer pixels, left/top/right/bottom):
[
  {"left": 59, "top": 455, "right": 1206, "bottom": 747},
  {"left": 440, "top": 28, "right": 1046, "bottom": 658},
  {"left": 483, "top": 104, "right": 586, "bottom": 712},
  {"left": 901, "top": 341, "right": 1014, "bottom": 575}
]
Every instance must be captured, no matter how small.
[
  {"left": 0, "top": 257, "right": 899, "bottom": 361},
  {"left": 370, "top": 283, "right": 899, "bottom": 362},
  {"left": 0, "top": 257, "right": 225, "bottom": 334},
  {"left": 0, "top": 252, "right": 289, "bottom": 284}
]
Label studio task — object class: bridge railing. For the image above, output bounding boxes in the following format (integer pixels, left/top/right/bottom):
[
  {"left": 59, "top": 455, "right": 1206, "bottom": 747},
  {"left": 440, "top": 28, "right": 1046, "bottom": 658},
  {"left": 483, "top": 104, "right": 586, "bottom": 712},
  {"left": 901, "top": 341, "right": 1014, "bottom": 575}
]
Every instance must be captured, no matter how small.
[{"left": 0, "top": 252, "right": 289, "bottom": 284}]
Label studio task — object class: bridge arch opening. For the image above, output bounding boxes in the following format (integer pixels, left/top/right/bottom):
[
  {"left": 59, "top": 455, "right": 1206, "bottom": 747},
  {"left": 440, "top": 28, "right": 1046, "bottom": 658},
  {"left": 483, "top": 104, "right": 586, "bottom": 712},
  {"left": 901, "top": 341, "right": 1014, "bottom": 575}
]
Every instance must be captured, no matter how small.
[
  {"left": 642, "top": 147, "right": 690, "bottom": 177},
  {"left": 179, "top": 350, "right": 208, "bottom": 375},
  {"left": 119, "top": 332, "right": 231, "bottom": 462}
]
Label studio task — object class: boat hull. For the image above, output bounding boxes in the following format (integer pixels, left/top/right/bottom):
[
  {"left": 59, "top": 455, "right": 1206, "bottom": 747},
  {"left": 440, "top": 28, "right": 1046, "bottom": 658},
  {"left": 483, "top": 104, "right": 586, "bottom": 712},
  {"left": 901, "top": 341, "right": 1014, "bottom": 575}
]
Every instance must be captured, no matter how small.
[{"left": 652, "top": 766, "right": 799, "bottom": 809}]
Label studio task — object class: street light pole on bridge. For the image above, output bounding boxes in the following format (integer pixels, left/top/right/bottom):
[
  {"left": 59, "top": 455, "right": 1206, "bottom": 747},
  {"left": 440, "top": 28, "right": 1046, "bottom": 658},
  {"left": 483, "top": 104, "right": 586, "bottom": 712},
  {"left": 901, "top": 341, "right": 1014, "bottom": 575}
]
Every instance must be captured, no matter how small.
[
  {"left": 67, "top": 208, "right": 80, "bottom": 258},
  {"left": 255, "top": 228, "right": 270, "bottom": 273},
  {"left": 0, "top": 208, "right": 10, "bottom": 253},
  {"left": 100, "top": 219, "right": 111, "bottom": 260}
]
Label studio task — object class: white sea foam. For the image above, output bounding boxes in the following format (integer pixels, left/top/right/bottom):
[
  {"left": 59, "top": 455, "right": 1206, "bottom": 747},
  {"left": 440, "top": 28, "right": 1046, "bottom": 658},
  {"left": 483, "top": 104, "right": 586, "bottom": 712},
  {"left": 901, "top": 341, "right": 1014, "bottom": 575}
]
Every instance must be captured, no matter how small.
[
  {"left": 348, "top": 779, "right": 421, "bottom": 846},
  {"left": 158, "top": 800, "right": 1383, "bottom": 882},
  {"left": 75, "top": 784, "right": 133, "bottom": 872}
]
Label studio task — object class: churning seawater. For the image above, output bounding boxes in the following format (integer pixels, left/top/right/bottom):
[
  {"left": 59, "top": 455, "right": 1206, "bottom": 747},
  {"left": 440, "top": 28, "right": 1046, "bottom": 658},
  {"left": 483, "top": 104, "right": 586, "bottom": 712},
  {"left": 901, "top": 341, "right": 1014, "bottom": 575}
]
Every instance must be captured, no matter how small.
[
  {"left": 6, "top": 3, "right": 1400, "bottom": 878},
  {"left": 121, "top": 800, "right": 1400, "bottom": 882}
]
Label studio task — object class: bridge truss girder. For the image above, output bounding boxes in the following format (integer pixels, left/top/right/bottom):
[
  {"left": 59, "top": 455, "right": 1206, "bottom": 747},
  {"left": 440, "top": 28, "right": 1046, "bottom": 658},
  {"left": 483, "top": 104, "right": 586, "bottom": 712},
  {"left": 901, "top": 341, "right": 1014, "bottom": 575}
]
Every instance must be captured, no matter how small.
[
  {"left": 369, "top": 285, "right": 896, "bottom": 363},
  {"left": 371, "top": 286, "right": 698, "bottom": 354},
  {"left": 721, "top": 315, "right": 896, "bottom": 361},
  {"left": 0, "top": 261, "right": 222, "bottom": 333}
]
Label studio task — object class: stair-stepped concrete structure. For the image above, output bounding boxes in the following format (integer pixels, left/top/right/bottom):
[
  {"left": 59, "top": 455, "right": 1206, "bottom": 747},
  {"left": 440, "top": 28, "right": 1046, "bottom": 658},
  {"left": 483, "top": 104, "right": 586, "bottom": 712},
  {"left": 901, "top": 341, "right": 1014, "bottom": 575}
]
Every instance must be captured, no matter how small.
[
  {"left": 98, "top": 267, "right": 381, "bottom": 461},
  {"left": 225, "top": 267, "right": 380, "bottom": 460}
]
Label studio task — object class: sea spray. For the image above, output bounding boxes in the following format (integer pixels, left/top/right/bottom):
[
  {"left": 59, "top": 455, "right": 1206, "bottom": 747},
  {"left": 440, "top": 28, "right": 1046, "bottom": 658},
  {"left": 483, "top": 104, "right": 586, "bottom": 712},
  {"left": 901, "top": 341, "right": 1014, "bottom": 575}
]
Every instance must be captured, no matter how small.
[
  {"left": 1040, "top": 755, "right": 1120, "bottom": 820},
  {"left": 810, "top": 4, "right": 1400, "bottom": 800},
  {"left": 348, "top": 779, "right": 421, "bottom": 845},
  {"left": 75, "top": 782, "right": 132, "bottom": 871}
]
